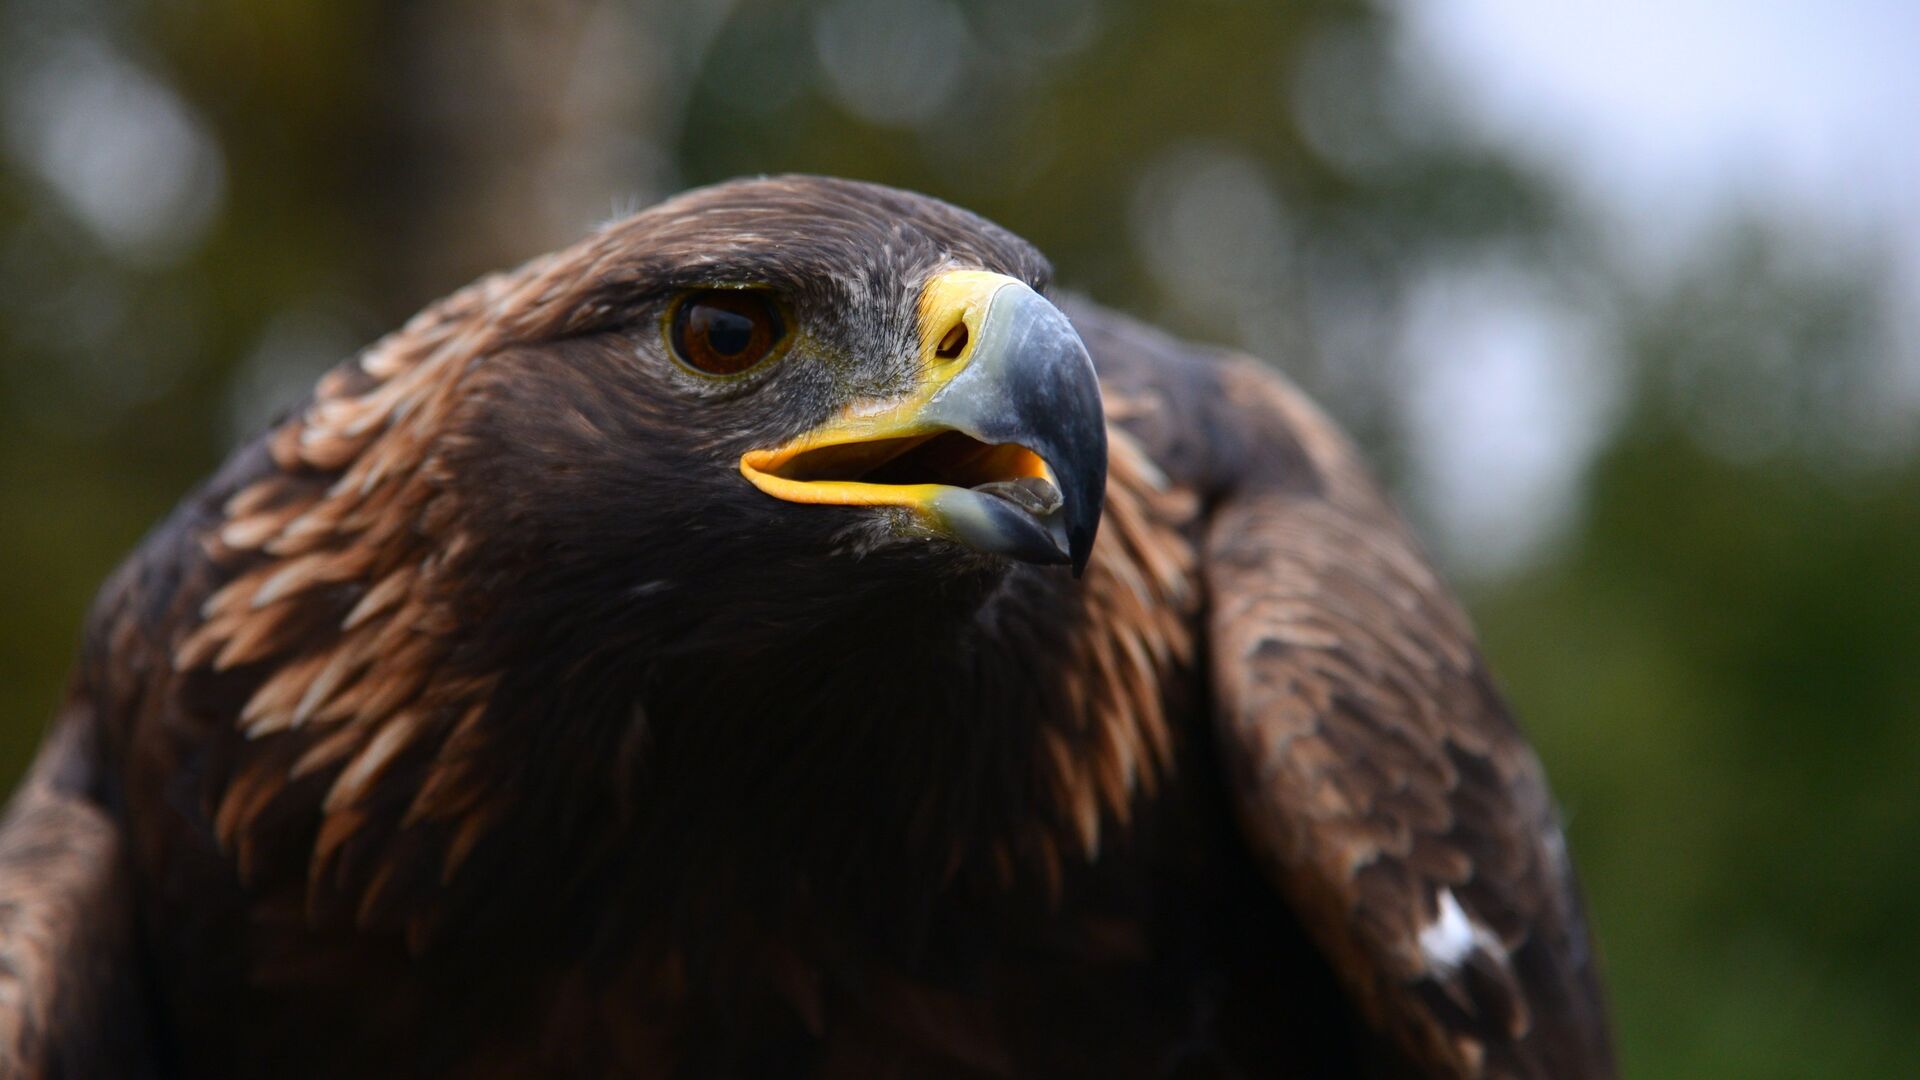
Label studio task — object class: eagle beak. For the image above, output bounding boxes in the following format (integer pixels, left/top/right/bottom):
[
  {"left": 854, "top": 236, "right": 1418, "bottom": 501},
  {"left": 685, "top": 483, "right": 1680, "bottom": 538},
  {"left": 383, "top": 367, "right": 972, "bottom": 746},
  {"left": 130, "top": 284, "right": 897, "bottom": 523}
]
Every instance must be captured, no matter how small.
[{"left": 740, "top": 270, "right": 1107, "bottom": 575}]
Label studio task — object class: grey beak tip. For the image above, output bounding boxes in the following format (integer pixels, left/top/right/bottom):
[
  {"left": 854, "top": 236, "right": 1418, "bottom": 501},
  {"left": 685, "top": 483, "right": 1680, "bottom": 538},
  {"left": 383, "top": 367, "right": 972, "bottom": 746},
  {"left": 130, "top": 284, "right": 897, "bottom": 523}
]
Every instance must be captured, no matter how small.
[
  {"left": 925, "top": 281, "right": 1108, "bottom": 577},
  {"left": 1069, "top": 533, "right": 1094, "bottom": 578}
]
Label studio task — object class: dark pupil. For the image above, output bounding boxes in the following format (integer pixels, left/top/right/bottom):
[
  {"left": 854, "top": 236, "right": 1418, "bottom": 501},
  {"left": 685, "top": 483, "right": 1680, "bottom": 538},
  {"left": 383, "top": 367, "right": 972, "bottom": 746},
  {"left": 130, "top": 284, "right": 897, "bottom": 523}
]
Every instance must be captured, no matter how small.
[{"left": 696, "top": 305, "right": 755, "bottom": 355}]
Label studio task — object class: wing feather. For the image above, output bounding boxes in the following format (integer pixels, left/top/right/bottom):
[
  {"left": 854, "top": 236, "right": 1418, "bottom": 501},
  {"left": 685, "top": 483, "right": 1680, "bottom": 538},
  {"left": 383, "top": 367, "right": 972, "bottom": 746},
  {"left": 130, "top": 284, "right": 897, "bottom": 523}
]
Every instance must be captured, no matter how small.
[
  {"left": 1067, "top": 296, "right": 1611, "bottom": 1078},
  {"left": 0, "top": 702, "right": 156, "bottom": 1079},
  {"left": 1198, "top": 356, "right": 1613, "bottom": 1078}
]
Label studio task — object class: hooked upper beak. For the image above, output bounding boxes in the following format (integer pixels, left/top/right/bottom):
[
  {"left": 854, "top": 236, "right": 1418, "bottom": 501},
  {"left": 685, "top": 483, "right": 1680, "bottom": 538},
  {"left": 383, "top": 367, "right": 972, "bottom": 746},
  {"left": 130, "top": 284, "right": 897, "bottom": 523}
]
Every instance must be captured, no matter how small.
[{"left": 739, "top": 270, "right": 1107, "bottom": 575}]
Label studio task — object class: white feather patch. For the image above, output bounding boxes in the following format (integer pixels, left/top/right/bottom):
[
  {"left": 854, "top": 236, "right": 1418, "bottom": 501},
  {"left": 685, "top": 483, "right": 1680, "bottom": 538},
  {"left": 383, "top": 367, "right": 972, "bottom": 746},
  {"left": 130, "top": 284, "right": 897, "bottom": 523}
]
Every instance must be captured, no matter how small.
[{"left": 1419, "top": 888, "right": 1506, "bottom": 974}]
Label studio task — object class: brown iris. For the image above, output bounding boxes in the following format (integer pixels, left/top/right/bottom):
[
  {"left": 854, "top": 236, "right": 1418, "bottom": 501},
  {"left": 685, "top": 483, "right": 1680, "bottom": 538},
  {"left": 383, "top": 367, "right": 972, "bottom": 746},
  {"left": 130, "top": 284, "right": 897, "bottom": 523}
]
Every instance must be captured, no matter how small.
[{"left": 667, "top": 290, "right": 787, "bottom": 376}]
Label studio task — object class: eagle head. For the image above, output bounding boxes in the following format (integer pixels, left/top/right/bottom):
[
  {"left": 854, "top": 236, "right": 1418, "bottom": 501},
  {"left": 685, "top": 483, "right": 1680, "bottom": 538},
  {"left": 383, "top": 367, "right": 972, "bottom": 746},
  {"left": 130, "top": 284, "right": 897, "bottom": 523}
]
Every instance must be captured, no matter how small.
[{"left": 399, "top": 176, "right": 1107, "bottom": 658}]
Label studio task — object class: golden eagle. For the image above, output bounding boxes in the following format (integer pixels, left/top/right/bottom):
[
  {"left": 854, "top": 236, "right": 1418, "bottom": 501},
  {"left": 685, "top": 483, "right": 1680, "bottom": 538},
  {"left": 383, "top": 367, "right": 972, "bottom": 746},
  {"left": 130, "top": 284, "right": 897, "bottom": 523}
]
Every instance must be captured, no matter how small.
[{"left": 0, "top": 177, "right": 1612, "bottom": 1077}]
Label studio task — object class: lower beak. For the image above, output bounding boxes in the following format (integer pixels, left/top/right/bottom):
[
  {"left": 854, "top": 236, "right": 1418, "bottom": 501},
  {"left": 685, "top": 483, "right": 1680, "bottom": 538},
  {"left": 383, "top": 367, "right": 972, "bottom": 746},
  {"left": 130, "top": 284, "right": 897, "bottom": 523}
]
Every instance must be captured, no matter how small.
[{"left": 740, "top": 270, "right": 1107, "bottom": 575}]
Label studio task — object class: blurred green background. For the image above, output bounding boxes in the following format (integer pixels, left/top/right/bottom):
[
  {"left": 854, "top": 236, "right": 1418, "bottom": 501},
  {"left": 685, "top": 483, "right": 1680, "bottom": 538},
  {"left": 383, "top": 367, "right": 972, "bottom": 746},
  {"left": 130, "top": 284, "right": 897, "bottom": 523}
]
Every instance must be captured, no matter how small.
[{"left": 2, "top": 1, "right": 1916, "bottom": 1075}]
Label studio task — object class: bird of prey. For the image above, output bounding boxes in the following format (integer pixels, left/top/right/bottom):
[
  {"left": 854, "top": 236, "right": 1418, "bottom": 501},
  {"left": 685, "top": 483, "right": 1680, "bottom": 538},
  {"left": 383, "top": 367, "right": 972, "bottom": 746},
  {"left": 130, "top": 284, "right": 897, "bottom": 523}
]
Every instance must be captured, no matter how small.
[{"left": 0, "top": 176, "right": 1612, "bottom": 1078}]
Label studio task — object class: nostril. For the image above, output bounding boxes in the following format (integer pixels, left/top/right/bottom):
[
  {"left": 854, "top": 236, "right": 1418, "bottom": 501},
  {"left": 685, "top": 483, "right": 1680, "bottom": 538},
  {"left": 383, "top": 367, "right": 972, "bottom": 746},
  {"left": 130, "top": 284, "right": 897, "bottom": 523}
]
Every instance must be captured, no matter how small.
[{"left": 935, "top": 322, "right": 968, "bottom": 360}]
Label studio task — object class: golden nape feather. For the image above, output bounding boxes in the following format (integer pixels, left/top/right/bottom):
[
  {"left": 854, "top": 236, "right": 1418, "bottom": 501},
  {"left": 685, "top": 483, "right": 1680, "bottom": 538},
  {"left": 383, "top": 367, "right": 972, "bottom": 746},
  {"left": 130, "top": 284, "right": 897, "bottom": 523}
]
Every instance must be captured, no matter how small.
[{"left": 0, "top": 176, "right": 1612, "bottom": 1078}]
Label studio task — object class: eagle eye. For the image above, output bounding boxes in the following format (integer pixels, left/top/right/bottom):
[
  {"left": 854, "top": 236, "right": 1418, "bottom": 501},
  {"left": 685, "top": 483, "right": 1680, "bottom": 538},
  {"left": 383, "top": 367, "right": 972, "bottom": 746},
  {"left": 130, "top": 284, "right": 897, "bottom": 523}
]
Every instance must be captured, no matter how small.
[{"left": 667, "top": 290, "right": 787, "bottom": 376}]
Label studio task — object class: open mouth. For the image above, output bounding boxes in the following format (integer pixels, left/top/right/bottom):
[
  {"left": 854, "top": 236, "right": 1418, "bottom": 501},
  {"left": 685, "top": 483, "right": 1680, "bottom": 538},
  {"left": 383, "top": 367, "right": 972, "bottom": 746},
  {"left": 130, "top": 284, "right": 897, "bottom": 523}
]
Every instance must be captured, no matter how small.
[
  {"left": 752, "top": 431, "right": 1064, "bottom": 516},
  {"left": 738, "top": 268, "right": 1105, "bottom": 571}
]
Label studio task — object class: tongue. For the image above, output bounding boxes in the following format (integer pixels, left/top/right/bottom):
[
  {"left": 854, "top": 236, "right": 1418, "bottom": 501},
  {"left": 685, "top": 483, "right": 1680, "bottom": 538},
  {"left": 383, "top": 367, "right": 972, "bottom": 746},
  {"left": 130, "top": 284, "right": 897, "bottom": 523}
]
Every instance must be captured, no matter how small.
[{"left": 971, "top": 475, "right": 1063, "bottom": 517}]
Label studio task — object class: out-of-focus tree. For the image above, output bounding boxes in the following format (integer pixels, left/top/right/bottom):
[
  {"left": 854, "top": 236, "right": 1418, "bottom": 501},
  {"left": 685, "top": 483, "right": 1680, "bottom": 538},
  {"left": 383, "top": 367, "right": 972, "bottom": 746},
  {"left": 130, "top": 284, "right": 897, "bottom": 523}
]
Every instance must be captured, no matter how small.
[
  {"left": 1, "top": 2, "right": 1914, "bottom": 1077},
  {"left": 1478, "top": 224, "right": 1920, "bottom": 1077}
]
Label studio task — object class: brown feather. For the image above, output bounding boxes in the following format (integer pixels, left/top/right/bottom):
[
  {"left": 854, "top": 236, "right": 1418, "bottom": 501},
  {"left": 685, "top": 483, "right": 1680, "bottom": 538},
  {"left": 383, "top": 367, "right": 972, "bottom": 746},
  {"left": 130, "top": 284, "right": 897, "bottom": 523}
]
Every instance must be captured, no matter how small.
[{"left": 1197, "top": 354, "right": 1614, "bottom": 1077}]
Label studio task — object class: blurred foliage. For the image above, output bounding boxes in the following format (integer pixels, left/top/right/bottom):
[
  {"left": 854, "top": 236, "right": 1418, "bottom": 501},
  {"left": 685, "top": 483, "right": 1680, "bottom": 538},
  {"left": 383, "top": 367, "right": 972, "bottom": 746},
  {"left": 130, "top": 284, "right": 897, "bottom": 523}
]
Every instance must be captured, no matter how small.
[
  {"left": 1, "top": 1, "right": 1915, "bottom": 1075},
  {"left": 1477, "top": 230, "right": 1920, "bottom": 1076}
]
